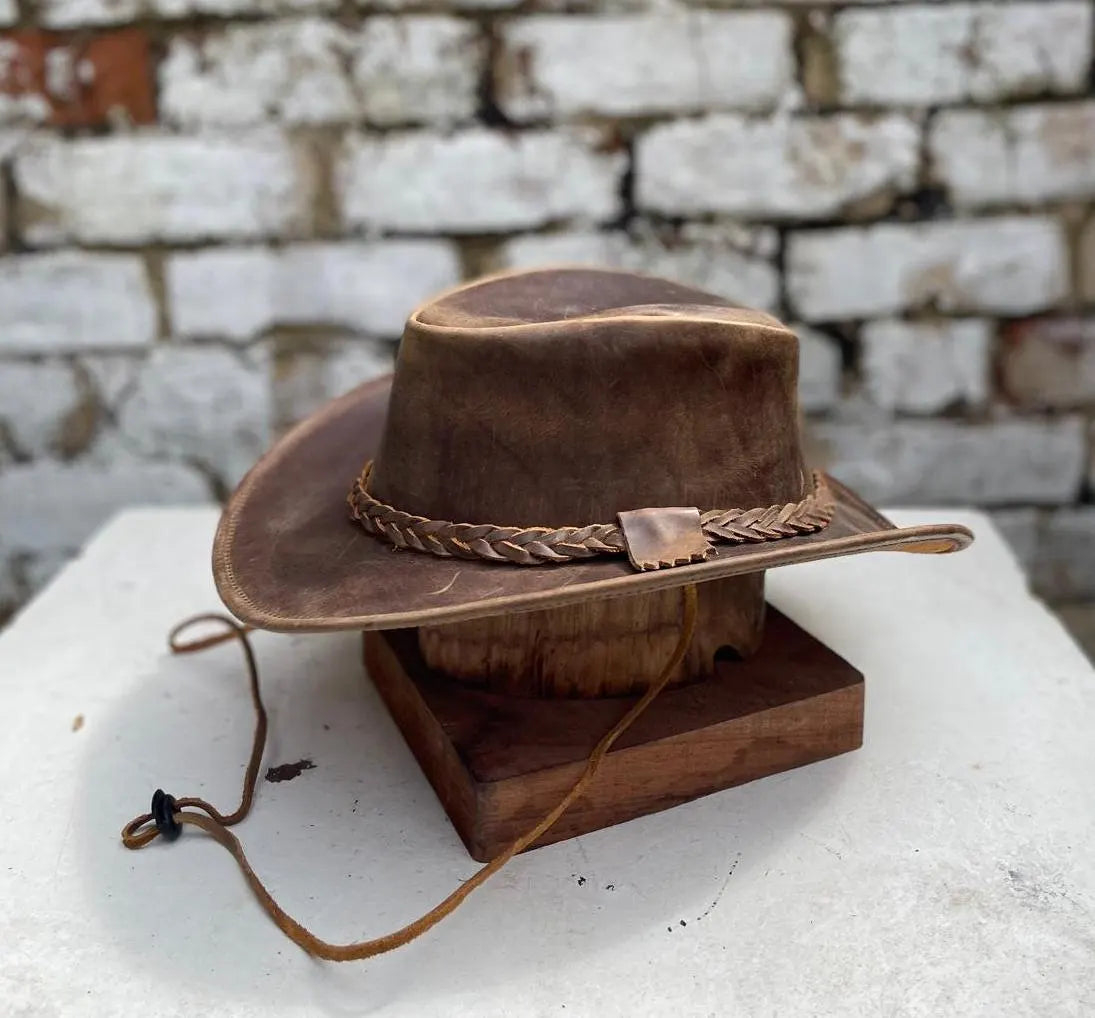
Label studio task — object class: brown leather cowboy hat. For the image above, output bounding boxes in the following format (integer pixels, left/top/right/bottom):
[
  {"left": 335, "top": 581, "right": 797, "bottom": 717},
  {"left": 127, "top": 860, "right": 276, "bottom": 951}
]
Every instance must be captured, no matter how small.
[{"left": 213, "top": 267, "right": 973, "bottom": 632}]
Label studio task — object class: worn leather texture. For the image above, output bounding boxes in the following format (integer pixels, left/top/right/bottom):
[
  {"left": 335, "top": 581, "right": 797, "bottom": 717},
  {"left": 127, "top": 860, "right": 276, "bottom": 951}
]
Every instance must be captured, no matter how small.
[
  {"left": 213, "top": 268, "right": 976, "bottom": 634},
  {"left": 213, "top": 268, "right": 974, "bottom": 632},
  {"left": 374, "top": 270, "right": 805, "bottom": 525},
  {"left": 617, "top": 507, "right": 711, "bottom": 571}
]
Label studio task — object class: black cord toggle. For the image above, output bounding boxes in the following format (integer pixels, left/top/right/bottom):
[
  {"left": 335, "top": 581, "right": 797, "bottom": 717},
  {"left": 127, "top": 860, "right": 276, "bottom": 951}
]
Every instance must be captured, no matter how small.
[{"left": 151, "top": 788, "right": 182, "bottom": 842}]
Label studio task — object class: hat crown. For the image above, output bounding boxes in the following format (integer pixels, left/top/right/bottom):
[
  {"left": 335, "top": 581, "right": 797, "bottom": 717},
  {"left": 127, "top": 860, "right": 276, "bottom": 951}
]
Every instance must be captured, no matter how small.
[{"left": 370, "top": 268, "right": 808, "bottom": 528}]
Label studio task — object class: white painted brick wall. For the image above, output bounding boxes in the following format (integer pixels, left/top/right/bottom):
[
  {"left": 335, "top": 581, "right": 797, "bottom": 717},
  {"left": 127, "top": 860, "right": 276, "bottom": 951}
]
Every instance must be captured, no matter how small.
[
  {"left": 989, "top": 508, "right": 1039, "bottom": 572},
  {"left": 2, "top": 0, "right": 1095, "bottom": 610},
  {"left": 167, "top": 241, "right": 461, "bottom": 341},
  {"left": 0, "top": 130, "right": 26, "bottom": 161},
  {"left": 338, "top": 129, "right": 625, "bottom": 232},
  {"left": 79, "top": 356, "right": 141, "bottom": 411},
  {"left": 814, "top": 418, "right": 1086, "bottom": 505},
  {"left": 636, "top": 114, "right": 919, "bottom": 219},
  {"left": 114, "top": 346, "right": 272, "bottom": 487},
  {"left": 0, "top": 39, "right": 51, "bottom": 123},
  {"left": 0, "top": 456, "right": 212, "bottom": 555},
  {"left": 834, "top": 3, "right": 1093, "bottom": 106},
  {"left": 40, "top": 0, "right": 337, "bottom": 27},
  {"left": 0, "top": 253, "right": 157, "bottom": 353},
  {"left": 786, "top": 217, "right": 1069, "bottom": 321},
  {"left": 160, "top": 20, "right": 355, "bottom": 127},
  {"left": 1001, "top": 318, "right": 1095, "bottom": 409},
  {"left": 860, "top": 319, "right": 991, "bottom": 413},
  {"left": 161, "top": 17, "right": 481, "bottom": 128},
  {"left": 931, "top": 103, "right": 1095, "bottom": 208},
  {"left": 355, "top": 16, "right": 482, "bottom": 126},
  {"left": 13, "top": 132, "right": 315, "bottom": 245},
  {"left": 274, "top": 340, "right": 395, "bottom": 429},
  {"left": 17, "top": 548, "right": 75, "bottom": 596},
  {"left": 0, "top": 546, "right": 18, "bottom": 610},
  {"left": 1081, "top": 216, "right": 1095, "bottom": 304},
  {"left": 0, "top": 362, "right": 83, "bottom": 458},
  {"left": 1090, "top": 423, "right": 1095, "bottom": 494},
  {"left": 37, "top": 0, "right": 139, "bottom": 26},
  {"left": 793, "top": 325, "right": 842, "bottom": 412},
  {"left": 1031, "top": 509, "right": 1095, "bottom": 600},
  {"left": 710, "top": 0, "right": 942, "bottom": 4},
  {"left": 497, "top": 12, "right": 794, "bottom": 120},
  {"left": 362, "top": 0, "right": 518, "bottom": 8},
  {"left": 498, "top": 225, "right": 781, "bottom": 311}
]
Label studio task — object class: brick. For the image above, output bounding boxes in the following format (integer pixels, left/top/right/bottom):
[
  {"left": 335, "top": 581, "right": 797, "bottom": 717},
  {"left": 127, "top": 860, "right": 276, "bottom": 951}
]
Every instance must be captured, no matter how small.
[
  {"left": 497, "top": 11, "right": 792, "bottom": 120},
  {"left": 931, "top": 103, "right": 1095, "bottom": 208},
  {"left": 683, "top": 0, "right": 944, "bottom": 4},
  {"left": 157, "top": 0, "right": 338, "bottom": 16},
  {"left": 812, "top": 418, "right": 1085, "bottom": 506},
  {"left": 860, "top": 318, "right": 990, "bottom": 413},
  {"left": 794, "top": 325, "right": 842, "bottom": 413},
  {"left": 1030, "top": 508, "right": 1095, "bottom": 601},
  {"left": 1089, "top": 421, "right": 1095, "bottom": 494},
  {"left": 835, "top": 3, "right": 1092, "bottom": 106},
  {"left": 990, "top": 508, "right": 1039, "bottom": 572},
  {"left": 79, "top": 354, "right": 139, "bottom": 409},
  {"left": 17, "top": 546, "right": 74, "bottom": 597},
  {"left": 167, "top": 240, "right": 461, "bottom": 341},
  {"left": 0, "top": 252, "right": 157, "bottom": 353},
  {"left": 115, "top": 345, "right": 272, "bottom": 487},
  {"left": 338, "top": 128, "right": 624, "bottom": 232},
  {"left": 0, "top": 127, "right": 24, "bottom": 159},
  {"left": 13, "top": 130, "right": 314, "bottom": 245},
  {"left": 636, "top": 113, "right": 919, "bottom": 219},
  {"left": 359, "top": 0, "right": 517, "bottom": 7},
  {"left": 40, "top": 0, "right": 339, "bottom": 26},
  {"left": 0, "top": 360, "right": 83, "bottom": 457},
  {"left": 0, "top": 546, "right": 18, "bottom": 612},
  {"left": 354, "top": 16, "right": 482, "bottom": 126},
  {"left": 1000, "top": 318, "right": 1095, "bottom": 409},
  {"left": 38, "top": 0, "right": 141, "bottom": 27},
  {"left": 0, "top": 38, "right": 50, "bottom": 123},
  {"left": 160, "top": 20, "right": 354, "bottom": 127},
  {"left": 1080, "top": 214, "right": 1095, "bottom": 304},
  {"left": 0, "top": 455, "right": 212, "bottom": 555},
  {"left": 0, "top": 29, "right": 154, "bottom": 127},
  {"left": 1057, "top": 603, "right": 1095, "bottom": 658},
  {"left": 787, "top": 217, "right": 1068, "bottom": 321},
  {"left": 498, "top": 225, "right": 780, "bottom": 311},
  {"left": 273, "top": 338, "right": 394, "bottom": 429},
  {"left": 161, "top": 17, "right": 479, "bottom": 128}
]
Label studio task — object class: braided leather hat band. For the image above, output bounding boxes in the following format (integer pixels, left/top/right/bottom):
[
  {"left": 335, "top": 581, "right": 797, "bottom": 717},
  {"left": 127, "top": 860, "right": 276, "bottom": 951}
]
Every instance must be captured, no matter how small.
[{"left": 348, "top": 462, "right": 835, "bottom": 567}]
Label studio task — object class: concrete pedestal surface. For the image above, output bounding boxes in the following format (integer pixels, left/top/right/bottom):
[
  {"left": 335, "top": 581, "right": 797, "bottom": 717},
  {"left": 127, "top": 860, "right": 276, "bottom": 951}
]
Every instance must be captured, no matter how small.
[{"left": 0, "top": 508, "right": 1092, "bottom": 1017}]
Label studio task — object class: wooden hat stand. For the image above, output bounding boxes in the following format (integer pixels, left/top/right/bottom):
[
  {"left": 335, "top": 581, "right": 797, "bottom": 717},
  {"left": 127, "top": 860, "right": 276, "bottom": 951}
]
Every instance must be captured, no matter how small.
[{"left": 364, "top": 572, "right": 863, "bottom": 862}]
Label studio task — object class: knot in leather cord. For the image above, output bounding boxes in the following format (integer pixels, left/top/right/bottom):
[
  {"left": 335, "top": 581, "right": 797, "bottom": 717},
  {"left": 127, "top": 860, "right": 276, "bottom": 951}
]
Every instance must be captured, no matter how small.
[
  {"left": 121, "top": 588, "right": 699, "bottom": 961},
  {"left": 121, "top": 615, "right": 264, "bottom": 852},
  {"left": 150, "top": 789, "right": 181, "bottom": 841}
]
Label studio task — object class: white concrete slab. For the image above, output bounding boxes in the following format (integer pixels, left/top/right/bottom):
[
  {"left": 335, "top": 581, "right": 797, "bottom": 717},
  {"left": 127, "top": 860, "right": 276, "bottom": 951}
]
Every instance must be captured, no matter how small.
[{"left": 0, "top": 507, "right": 1092, "bottom": 1017}]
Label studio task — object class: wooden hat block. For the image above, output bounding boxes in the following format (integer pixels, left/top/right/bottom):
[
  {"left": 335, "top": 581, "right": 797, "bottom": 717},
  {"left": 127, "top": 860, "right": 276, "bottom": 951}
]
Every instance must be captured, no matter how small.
[{"left": 363, "top": 573, "right": 863, "bottom": 862}]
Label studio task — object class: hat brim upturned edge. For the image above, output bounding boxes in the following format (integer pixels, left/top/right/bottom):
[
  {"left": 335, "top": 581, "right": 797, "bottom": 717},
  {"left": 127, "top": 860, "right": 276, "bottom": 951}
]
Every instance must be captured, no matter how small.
[{"left": 213, "top": 375, "right": 974, "bottom": 633}]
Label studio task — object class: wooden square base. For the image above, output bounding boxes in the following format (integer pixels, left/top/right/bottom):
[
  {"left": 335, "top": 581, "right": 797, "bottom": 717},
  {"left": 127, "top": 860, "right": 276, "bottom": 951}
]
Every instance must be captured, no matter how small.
[{"left": 363, "top": 609, "right": 864, "bottom": 862}]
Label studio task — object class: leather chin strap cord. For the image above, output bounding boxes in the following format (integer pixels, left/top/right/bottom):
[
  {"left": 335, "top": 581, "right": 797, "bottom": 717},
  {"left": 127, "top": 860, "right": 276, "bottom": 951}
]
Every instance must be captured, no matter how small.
[{"left": 122, "top": 585, "right": 699, "bottom": 962}]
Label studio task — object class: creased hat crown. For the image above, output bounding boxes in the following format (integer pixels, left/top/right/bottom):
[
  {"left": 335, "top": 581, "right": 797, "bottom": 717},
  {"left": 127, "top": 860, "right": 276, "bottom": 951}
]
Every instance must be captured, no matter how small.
[{"left": 370, "top": 267, "right": 809, "bottom": 528}]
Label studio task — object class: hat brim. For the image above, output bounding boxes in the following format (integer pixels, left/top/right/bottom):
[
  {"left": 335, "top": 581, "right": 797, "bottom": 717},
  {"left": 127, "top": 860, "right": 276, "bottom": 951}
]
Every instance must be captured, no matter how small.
[{"left": 213, "top": 375, "right": 974, "bottom": 632}]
